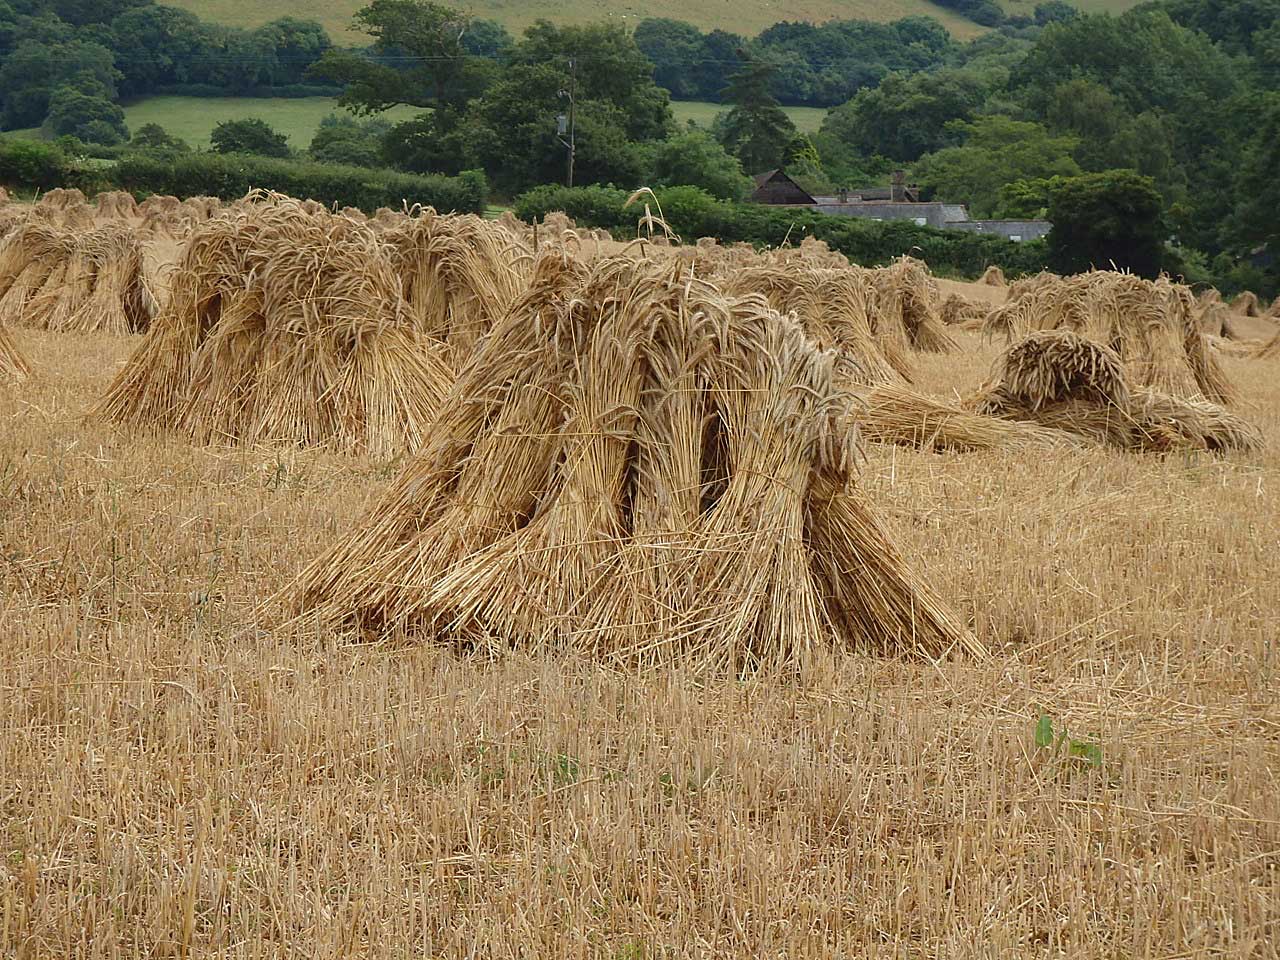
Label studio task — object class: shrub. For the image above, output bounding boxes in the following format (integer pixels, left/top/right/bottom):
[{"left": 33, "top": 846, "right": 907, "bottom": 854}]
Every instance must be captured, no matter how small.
[
  {"left": 514, "top": 184, "right": 1050, "bottom": 277},
  {"left": 109, "top": 152, "right": 487, "bottom": 214},
  {"left": 0, "top": 138, "right": 70, "bottom": 190}
]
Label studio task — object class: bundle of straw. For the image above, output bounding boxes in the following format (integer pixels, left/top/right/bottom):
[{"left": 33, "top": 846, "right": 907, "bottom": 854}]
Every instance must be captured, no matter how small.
[
  {"left": 855, "top": 383, "right": 1075, "bottom": 451},
  {"left": 1230, "top": 291, "right": 1261, "bottom": 317},
  {"left": 385, "top": 208, "right": 528, "bottom": 359},
  {"left": 1006, "top": 270, "right": 1060, "bottom": 302},
  {"left": 872, "top": 257, "right": 956, "bottom": 353},
  {"left": 288, "top": 253, "right": 982, "bottom": 671},
  {"left": 939, "top": 292, "right": 991, "bottom": 329},
  {"left": 972, "top": 330, "right": 1259, "bottom": 453},
  {"left": 982, "top": 271, "right": 1234, "bottom": 404},
  {"left": 725, "top": 265, "right": 908, "bottom": 384},
  {"left": 62, "top": 224, "right": 156, "bottom": 334},
  {"left": 94, "top": 191, "right": 138, "bottom": 219},
  {"left": 36, "top": 188, "right": 86, "bottom": 210},
  {"left": 981, "top": 265, "right": 1006, "bottom": 286},
  {"left": 0, "top": 323, "right": 27, "bottom": 380},
  {"left": 0, "top": 222, "right": 72, "bottom": 328},
  {"left": 95, "top": 197, "right": 452, "bottom": 457}
]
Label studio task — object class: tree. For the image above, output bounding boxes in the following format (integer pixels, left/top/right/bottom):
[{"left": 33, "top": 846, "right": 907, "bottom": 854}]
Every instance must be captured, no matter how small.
[
  {"left": 1046, "top": 170, "right": 1167, "bottom": 277},
  {"left": 210, "top": 118, "right": 291, "bottom": 157},
  {"left": 107, "top": 5, "right": 206, "bottom": 98},
  {"left": 634, "top": 18, "right": 705, "bottom": 100},
  {"left": 645, "top": 129, "right": 751, "bottom": 200},
  {"left": 253, "top": 18, "right": 331, "bottom": 85},
  {"left": 43, "top": 85, "right": 127, "bottom": 143},
  {"left": 309, "top": 0, "right": 494, "bottom": 112},
  {"left": 0, "top": 36, "right": 119, "bottom": 130},
  {"left": 131, "top": 122, "right": 189, "bottom": 153},
  {"left": 819, "top": 68, "right": 990, "bottom": 163},
  {"left": 716, "top": 57, "right": 797, "bottom": 174},
  {"left": 911, "top": 116, "right": 1081, "bottom": 216},
  {"left": 1232, "top": 92, "right": 1280, "bottom": 254},
  {"left": 310, "top": 113, "right": 389, "bottom": 167}
]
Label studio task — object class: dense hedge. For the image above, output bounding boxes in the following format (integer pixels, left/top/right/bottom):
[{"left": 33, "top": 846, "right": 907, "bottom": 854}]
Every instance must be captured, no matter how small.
[
  {"left": 515, "top": 184, "right": 1050, "bottom": 278},
  {"left": 109, "top": 154, "right": 487, "bottom": 215},
  {"left": 0, "top": 138, "right": 73, "bottom": 191},
  {"left": 0, "top": 139, "right": 487, "bottom": 216}
]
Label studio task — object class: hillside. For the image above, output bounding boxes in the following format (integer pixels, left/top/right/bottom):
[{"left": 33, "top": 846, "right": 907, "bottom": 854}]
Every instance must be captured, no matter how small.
[{"left": 168, "top": 0, "right": 991, "bottom": 42}]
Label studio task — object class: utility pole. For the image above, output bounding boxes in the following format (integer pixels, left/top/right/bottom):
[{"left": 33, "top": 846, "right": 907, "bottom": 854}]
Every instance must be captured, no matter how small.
[{"left": 556, "top": 57, "right": 577, "bottom": 188}]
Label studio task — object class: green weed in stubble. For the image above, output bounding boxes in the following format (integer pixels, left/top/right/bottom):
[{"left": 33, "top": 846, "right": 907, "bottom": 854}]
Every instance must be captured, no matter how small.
[{"left": 1034, "top": 713, "right": 1103, "bottom": 768}]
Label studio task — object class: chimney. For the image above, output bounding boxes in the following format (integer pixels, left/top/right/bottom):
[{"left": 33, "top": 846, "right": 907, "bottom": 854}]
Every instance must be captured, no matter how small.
[{"left": 890, "top": 170, "right": 906, "bottom": 203}]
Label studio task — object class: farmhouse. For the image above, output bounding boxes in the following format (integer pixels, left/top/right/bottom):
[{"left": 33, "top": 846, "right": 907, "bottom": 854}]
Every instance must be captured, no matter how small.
[{"left": 752, "top": 168, "right": 1052, "bottom": 242}]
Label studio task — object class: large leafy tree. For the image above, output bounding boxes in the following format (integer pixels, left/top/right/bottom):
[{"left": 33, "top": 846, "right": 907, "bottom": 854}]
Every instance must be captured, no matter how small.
[
  {"left": 645, "top": 129, "right": 751, "bottom": 200},
  {"left": 716, "top": 57, "right": 797, "bottom": 174},
  {"left": 819, "top": 68, "right": 990, "bottom": 163},
  {"left": 43, "top": 84, "right": 127, "bottom": 143},
  {"left": 210, "top": 118, "right": 291, "bottom": 157},
  {"left": 310, "top": 0, "right": 495, "bottom": 112},
  {"left": 388, "top": 19, "right": 670, "bottom": 193},
  {"left": 1046, "top": 170, "right": 1167, "bottom": 277},
  {"left": 0, "top": 36, "right": 119, "bottom": 129},
  {"left": 911, "top": 116, "right": 1081, "bottom": 217}
]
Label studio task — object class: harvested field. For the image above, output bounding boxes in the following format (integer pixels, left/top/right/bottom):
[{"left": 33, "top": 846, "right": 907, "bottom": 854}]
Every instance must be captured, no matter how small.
[{"left": 2, "top": 203, "right": 1279, "bottom": 956}]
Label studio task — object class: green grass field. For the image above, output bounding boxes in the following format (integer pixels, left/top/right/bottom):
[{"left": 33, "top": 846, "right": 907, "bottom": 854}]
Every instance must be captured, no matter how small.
[
  {"left": 115, "top": 97, "right": 420, "bottom": 151},
  {"left": 168, "top": 0, "right": 990, "bottom": 43},
  {"left": 7, "top": 97, "right": 826, "bottom": 151},
  {"left": 671, "top": 102, "right": 827, "bottom": 134}
]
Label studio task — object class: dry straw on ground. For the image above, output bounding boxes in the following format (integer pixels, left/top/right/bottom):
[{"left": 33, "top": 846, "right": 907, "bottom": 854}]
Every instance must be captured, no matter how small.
[
  {"left": 980, "top": 264, "right": 1006, "bottom": 286},
  {"left": 973, "top": 329, "right": 1259, "bottom": 452},
  {"left": 4, "top": 320, "right": 1278, "bottom": 958},
  {"left": 290, "top": 253, "right": 980, "bottom": 671},
  {"left": 95, "top": 194, "right": 451, "bottom": 457},
  {"left": 855, "top": 382, "right": 1072, "bottom": 452}
]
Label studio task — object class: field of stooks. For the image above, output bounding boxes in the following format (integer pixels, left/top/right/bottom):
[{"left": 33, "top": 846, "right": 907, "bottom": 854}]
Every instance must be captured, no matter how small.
[{"left": 2, "top": 185, "right": 1279, "bottom": 957}]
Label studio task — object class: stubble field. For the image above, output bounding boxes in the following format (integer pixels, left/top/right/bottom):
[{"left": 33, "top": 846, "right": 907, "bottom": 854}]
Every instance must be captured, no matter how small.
[{"left": 2, "top": 296, "right": 1278, "bottom": 955}]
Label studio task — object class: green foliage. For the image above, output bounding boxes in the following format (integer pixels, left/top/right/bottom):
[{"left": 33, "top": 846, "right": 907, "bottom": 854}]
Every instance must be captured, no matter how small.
[
  {"left": 513, "top": 183, "right": 1050, "bottom": 278},
  {"left": 0, "top": 36, "right": 120, "bottom": 129},
  {"left": 634, "top": 17, "right": 954, "bottom": 107},
  {"left": 1034, "top": 714, "right": 1103, "bottom": 767},
  {"left": 309, "top": 112, "right": 390, "bottom": 167},
  {"left": 717, "top": 57, "right": 798, "bottom": 174},
  {"left": 911, "top": 116, "right": 1080, "bottom": 217},
  {"left": 130, "top": 122, "right": 189, "bottom": 155},
  {"left": 309, "top": 0, "right": 495, "bottom": 112},
  {"left": 643, "top": 129, "right": 751, "bottom": 200},
  {"left": 210, "top": 118, "right": 291, "bottom": 157},
  {"left": 819, "top": 68, "right": 990, "bottom": 163},
  {"left": 932, "top": 0, "right": 1004, "bottom": 28},
  {"left": 43, "top": 86, "right": 128, "bottom": 144},
  {"left": 109, "top": 151, "right": 487, "bottom": 214},
  {"left": 1046, "top": 170, "right": 1167, "bottom": 278},
  {"left": 0, "top": 135, "right": 68, "bottom": 188}
]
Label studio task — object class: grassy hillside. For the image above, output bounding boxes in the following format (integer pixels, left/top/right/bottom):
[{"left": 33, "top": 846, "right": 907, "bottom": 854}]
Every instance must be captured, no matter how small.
[{"left": 168, "top": 0, "right": 990, "bottom": 43}]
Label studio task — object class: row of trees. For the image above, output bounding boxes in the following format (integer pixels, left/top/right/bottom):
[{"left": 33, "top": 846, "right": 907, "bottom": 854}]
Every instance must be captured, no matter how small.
[{"left": 0, "top": 0, "right": 334, "bottom": 139}]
